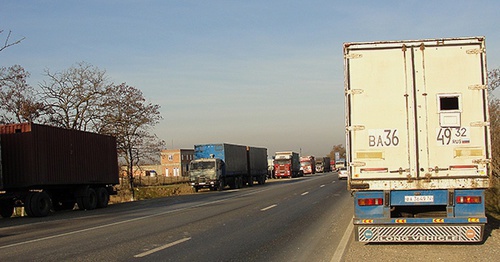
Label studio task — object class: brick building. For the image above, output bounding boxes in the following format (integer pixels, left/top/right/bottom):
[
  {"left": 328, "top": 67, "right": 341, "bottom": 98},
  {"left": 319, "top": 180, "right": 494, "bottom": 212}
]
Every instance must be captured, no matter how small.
[{"left": 161, "top": 149, "right": 194, "bottom": 177}]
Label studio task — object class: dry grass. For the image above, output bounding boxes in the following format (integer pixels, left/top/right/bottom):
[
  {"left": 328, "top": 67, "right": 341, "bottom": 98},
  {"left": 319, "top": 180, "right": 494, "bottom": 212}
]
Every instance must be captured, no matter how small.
[{"left": 110, "top": 182, "right": 194, "bottom": 203}]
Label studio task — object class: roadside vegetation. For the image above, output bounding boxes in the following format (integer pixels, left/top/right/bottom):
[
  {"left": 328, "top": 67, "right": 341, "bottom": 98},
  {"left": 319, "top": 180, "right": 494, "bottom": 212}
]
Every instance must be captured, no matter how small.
[{"left": 486, "top": 68, "right": 500, "bottom": 219}]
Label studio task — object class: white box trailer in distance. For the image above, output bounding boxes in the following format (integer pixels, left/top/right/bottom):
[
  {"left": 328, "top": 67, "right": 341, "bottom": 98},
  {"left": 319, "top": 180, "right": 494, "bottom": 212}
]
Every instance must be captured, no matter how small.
[{"left": 344, "top": 37, "right": 491, "bottom": 242}]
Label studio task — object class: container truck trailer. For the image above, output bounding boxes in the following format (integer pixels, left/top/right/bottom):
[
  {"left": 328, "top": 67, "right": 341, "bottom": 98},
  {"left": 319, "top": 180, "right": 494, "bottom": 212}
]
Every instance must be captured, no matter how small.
[
  {"left": 0, "top": 123, "right": 119, "bottom": 218},
  {"left": 300, "top": 156, "right": 315, "bottom": 175},
  {"left": 246, "top": 146, "right": 268, "bottom": 186},
  {"left": 315, "top": 157, "right": 331, "bottom": 173},
  {"left": 189, "top": 143, "right": 268, "bottom": 191},
  {"left": 274, "top": 151, "right": 302, "bottom": 178},
  {"left": 344, "top": 37, "right": 491, "bottom": 242}
]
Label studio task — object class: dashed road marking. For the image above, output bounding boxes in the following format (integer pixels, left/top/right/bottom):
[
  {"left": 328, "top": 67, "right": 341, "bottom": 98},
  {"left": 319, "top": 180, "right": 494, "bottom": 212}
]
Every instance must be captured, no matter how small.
[
  {"left": 134, "top": 237, "right": 192, "bottom": 258},
  {"left": 260, "top": 204, "right": 277, "bottom": 211},
  {"left": 301, "top": 192, "right": 309, "bottom": 196}
]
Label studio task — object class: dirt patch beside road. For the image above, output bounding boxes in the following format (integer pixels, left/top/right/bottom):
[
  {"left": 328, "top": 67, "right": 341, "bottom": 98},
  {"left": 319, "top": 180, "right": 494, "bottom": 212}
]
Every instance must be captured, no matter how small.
[{"left": 344, "top": 215, "right": 500, "bottom": 262}]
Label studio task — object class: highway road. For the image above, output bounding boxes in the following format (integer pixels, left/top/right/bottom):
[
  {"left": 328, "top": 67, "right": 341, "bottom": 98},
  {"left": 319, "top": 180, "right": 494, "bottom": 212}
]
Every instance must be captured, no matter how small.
[{"left": 0, "top": 172, "right": 353, "bottom": 261}]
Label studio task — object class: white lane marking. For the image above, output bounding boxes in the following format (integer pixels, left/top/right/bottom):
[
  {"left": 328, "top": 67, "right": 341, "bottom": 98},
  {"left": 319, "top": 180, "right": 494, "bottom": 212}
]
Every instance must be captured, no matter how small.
[
  {"left": 330, "top": 218, "right": 353, "bottom": 262},
  {"left": 0, "top": 174, "right": 331, "bottom": 250},
  {"left": 332, "top": 181, "right": 336, "bottom": 184},
  {"left": 134, "top": 237, "right": 191, "bottom": 258},
  {"left": 260, "top": 204, "right": 277, "bottom": 211},
  {"left": 301, "top": 192, "right": 309, "bottom": 196},
  {"left": 0, "top": 196, "right": 235, "bottom": 250},
  {"left": 320, "top": 185, "right": 325, "bottom": 188}
]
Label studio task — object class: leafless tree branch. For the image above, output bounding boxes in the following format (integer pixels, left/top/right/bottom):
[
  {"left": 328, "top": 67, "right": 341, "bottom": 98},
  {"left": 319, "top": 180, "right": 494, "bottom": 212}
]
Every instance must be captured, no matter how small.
[{"left": 0, "top": 30, "right": 25, "bottom": 52}]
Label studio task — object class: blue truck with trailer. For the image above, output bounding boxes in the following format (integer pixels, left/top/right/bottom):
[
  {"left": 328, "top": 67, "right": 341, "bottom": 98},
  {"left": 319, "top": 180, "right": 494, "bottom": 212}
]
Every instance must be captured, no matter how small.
[
  {"left": 344, "top": 37, "right": 491, "bottom": 242},
  {"left": 189, "top": 143, "right": 268, "bottom": 192}
]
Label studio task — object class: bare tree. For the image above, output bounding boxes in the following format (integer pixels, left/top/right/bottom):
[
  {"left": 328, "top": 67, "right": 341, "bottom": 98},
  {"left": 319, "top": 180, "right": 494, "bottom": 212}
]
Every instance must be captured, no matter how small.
[
  {"left": 488, "top": 68, "right": 500, "bottom": 93},
  {"left": 0, "top": 30, "right": 25, "bottom": 53},
  {"left": 0, "top": 65, "right": 44, "bottom": 123},
  {"left": 487, "top": 67, "right": 500, "bottom": 213},
  {"left": 100, "top": 83, "right": 165, "bottom": 200},
  {"left": 39, "top": 62, "right": 111, "bottom": 131}
]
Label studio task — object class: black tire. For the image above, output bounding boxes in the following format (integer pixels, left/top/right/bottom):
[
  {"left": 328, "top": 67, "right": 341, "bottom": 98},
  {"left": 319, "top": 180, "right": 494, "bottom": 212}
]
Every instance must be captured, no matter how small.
[
  {"left": 96, "top": 187, "right": 109, "bottom": 208},
  {"left": 0, "top": 200, "right": 14, "bottom": 218},
  {"left": 77, "top": 187, "right": 97, "bottom": 210},
  {"left": 258, "top": 175, "right": 266, "bottom": 185},
  {"left": 26, "top": 192, "right": 52, "bottom": 217},
  {"left": 217, "top": 180, "right": 225, "bottom": 191},
  {"left": 24, "top": 192, "right": 35, "bottom": 217},
  {"left": 247, "top": 177, "right": 253, "bottom": 187},
  {"left": 228, "top": 179, "right": 236, "bottom": 189}
]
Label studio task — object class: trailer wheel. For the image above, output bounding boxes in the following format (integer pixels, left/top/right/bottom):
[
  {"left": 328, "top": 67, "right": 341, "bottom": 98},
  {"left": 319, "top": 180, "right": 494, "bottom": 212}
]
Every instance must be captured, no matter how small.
[
  {"left": 0, "top": 200, "right": 14, "bottom": 218},
  {"left": 217, "top": 180, "right": 225, "bottom": 191},
  {"left": 26, "top": 192, "right": 52, "bottom": 217},
  {"left": 77, "top": 187, "right": 97, "bottom": 210},
  {"left": 96, "top": 187, "right": 109, "bottom": 208},
  {"left": 236, "top": 177, "right": 243, "bottom": 189}
]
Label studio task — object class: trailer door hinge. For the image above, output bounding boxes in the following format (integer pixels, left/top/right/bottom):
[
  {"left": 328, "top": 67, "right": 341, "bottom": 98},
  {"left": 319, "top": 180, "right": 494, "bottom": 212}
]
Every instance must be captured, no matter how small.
[
  {"left": 345, "top": 53, "right": 363, "bottom": 59},
  {"left": 470, "top": 121, "right": 489, "bottom": 127},
  {"left": 346, "top": 89, "right": 364, "bottom": 95},
  {"left": 468, "top": 84, "right": 487, "bottom": 90},
  {"left": 472, "top": 158, "right": 491, "bottom": 165},
  {"left": 346, "top": 125, "right": 365, "bottom": 131},
  {"left": 466, "top": 48, "right": 485, "bottom": 55},
  {"left": 350, "top": 161, "right": 366, "bottom": 167}
]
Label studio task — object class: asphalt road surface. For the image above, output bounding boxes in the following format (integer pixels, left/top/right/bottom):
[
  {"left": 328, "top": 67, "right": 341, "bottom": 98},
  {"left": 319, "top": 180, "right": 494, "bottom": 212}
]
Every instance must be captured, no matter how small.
[{"left": 0, "top": 172, "right": 353, "bottom": 261}]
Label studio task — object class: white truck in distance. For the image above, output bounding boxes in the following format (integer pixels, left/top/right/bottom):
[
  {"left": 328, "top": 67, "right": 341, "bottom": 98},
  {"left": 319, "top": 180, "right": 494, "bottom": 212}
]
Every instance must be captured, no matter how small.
[{"left": 344, "top": 37, "right": 491, "bottom": 242}]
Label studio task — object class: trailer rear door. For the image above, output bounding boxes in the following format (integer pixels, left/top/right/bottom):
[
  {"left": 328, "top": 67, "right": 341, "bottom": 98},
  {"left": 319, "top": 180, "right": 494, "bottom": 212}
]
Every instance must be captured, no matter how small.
[{"left": 345, "top": 37, "right": 490, "bottom": 190}]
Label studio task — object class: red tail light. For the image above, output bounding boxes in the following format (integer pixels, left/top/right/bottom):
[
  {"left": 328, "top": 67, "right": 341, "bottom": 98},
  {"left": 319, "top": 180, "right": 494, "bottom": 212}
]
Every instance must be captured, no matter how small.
[
  {"left": 456, "top": 196, "right": 482, "bottom": 204},
  {"left": 358, "top": 198, "right": 384, "bottom": 206}
]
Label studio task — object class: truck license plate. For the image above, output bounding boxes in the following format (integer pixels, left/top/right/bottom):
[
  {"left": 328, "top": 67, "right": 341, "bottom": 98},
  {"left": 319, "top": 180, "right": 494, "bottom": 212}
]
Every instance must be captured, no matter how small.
[{"left": 405, "top": 195, "right": 434, "bottom": 203}]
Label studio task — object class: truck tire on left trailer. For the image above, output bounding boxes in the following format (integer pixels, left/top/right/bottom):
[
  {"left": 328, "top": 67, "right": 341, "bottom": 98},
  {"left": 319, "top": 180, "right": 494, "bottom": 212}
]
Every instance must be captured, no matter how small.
[
  {"left": 96, "top": 187, "right": 110, "bottom": 208},
  {"left": 25, "top": 191, "right": 52, "bottom": 217},
  {"left": 77, "top": 187, "right": 98, "bottom": 210}
]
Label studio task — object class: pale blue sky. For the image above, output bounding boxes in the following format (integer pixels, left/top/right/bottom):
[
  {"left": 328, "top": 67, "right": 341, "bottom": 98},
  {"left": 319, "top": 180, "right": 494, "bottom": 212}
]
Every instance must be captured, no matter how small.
[{"left": 1, "top": 1, "right": 499, "bottom": 157}]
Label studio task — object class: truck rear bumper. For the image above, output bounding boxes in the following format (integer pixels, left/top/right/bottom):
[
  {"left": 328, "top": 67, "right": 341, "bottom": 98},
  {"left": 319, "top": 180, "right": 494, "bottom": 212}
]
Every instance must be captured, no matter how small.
[{"left": 355, "top": 224, "right": 484, "bottom": 242}]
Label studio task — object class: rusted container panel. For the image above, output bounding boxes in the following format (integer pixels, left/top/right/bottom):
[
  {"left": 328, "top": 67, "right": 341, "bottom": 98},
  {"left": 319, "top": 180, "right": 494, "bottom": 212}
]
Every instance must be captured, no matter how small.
[{"left": 0, "top": 123, "right": 119, "bottom": 190}]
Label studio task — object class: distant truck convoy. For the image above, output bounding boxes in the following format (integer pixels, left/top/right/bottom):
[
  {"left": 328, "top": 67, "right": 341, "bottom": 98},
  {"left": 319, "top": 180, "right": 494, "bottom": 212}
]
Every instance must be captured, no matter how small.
[
  {"left": 0, "top": 123, "right": 119, "bottom": 218},
  {"left": 344, "top": 37, "right": 491, "bottom": 242},
  {"left": 315, "top": 157, "right": 331, "bottom": 173},
  {"left": 334, "top": 159, "right": 346, "bottom": 171},
  {"left": 273, "top": 151, "right": 303, "bottom": 178},
  {"left": 189, "top": 143, "right": 268, "bottom": 191},
  {"left": 299, "top": 156, "right": 315, "bottom": 175}
]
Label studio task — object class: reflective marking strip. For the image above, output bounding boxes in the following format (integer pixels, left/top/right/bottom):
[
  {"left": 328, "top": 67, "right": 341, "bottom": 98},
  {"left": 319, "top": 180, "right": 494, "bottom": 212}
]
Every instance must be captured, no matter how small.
[
  {"left": 395, "top": 219, "right": 407, "bottom": 223},
  {"left": 468, "top": 218, "right": 480, "bottom": 223},
  {"left": 261, "top": 204, "right": 277, "bottom": 211},
  {"left": 433, "top": 219, "right": 445, "bottom": 223},
  {"left": 358, "top": 225, "right": 483, "bottom": 242},
  {"left": 134, "top": 237, "right": 191, "bottom": 258}
]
